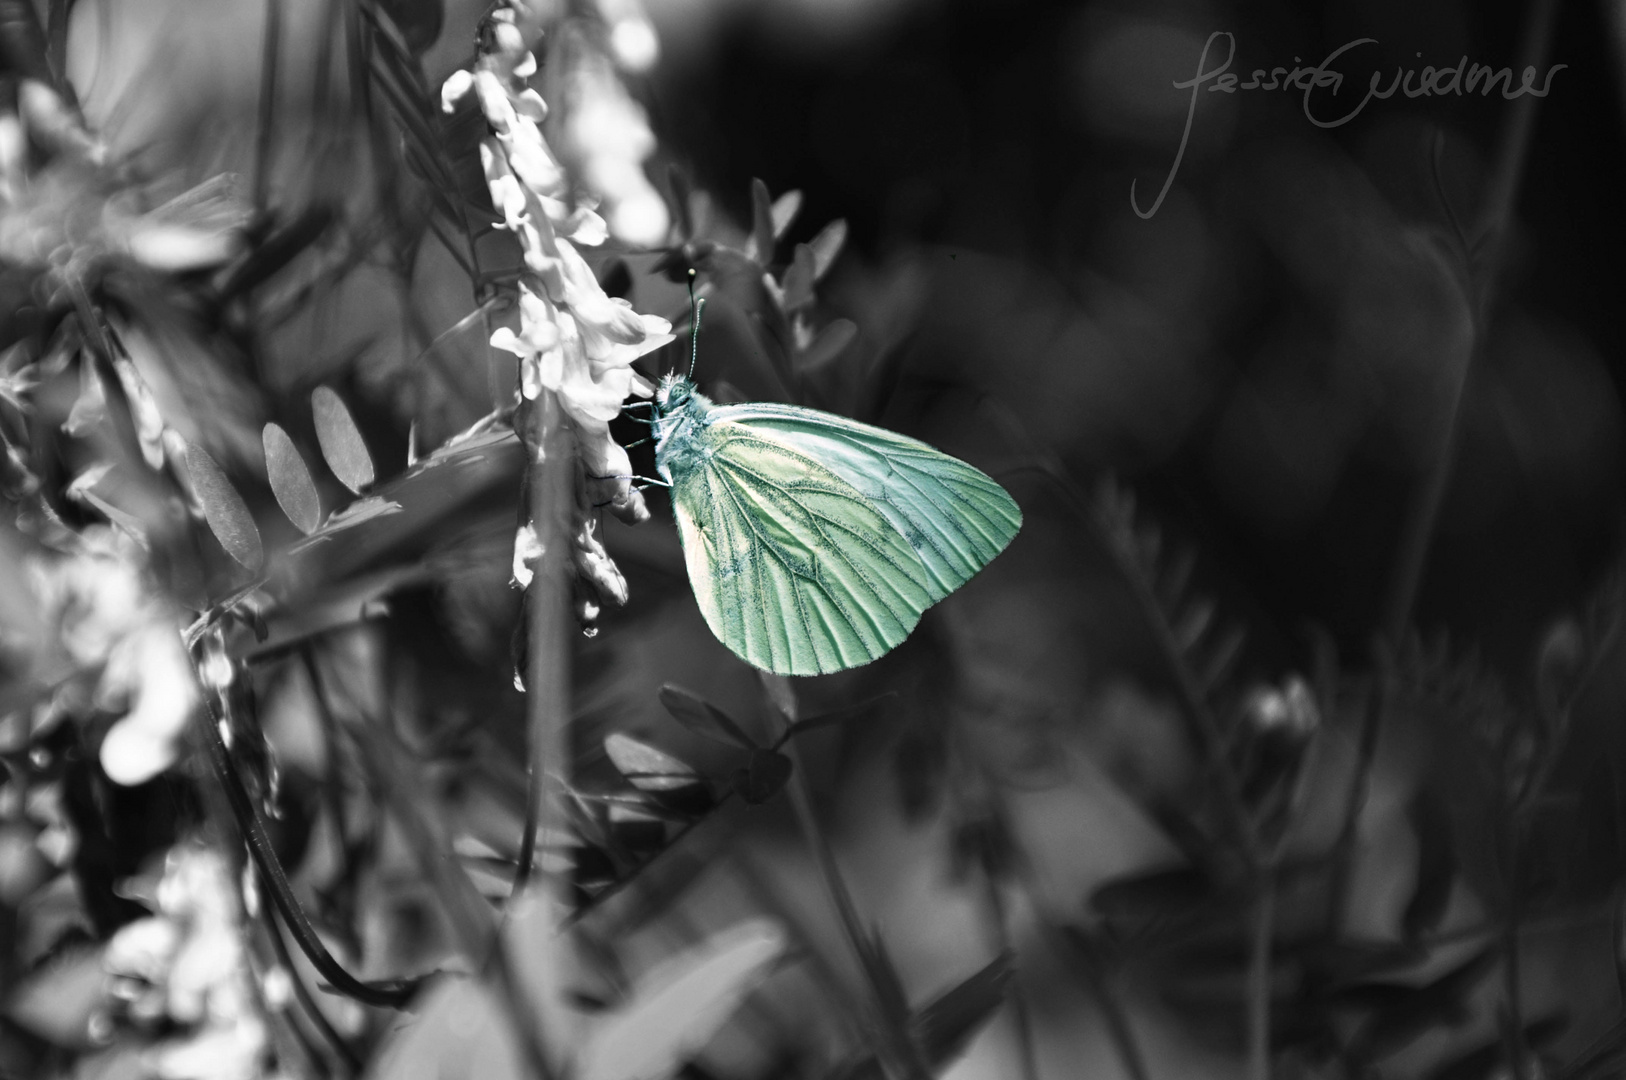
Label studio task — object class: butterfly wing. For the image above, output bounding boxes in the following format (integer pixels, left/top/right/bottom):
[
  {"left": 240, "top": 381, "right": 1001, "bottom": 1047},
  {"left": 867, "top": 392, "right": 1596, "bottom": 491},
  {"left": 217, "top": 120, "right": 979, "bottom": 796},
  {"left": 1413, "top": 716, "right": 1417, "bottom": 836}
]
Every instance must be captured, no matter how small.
[
  {"left": 668, "top": 404, "right": 1021, "bottom": 676},
  {"left": 708, "top": 404, "right": 1023, "bottom": 601}
]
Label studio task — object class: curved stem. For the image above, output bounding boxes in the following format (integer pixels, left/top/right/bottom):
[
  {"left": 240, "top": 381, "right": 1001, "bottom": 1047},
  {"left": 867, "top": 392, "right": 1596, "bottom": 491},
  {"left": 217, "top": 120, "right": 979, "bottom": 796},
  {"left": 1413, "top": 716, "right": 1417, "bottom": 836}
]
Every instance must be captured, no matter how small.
[{"left": 198, "top": 694, "right": 420, "bottom": 1008}]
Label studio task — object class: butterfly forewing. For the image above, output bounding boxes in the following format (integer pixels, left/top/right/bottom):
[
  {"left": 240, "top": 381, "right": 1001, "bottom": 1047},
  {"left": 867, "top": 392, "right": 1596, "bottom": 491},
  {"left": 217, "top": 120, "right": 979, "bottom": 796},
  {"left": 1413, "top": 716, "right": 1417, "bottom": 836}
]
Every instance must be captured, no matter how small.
[
  {"left": 707, "top": 405, "right": 1022, "bottom": 599},
  {"left": 664, "top": 400, "right": 1021, "bottom": 677}
]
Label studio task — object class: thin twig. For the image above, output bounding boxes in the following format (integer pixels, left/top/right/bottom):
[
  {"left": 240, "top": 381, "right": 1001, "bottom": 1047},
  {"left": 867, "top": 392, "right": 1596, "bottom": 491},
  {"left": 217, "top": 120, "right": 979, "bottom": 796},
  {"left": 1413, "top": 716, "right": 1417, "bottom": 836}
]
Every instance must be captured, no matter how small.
[{"left": 253, "top": 0, "right": 282, "bottom": 212}]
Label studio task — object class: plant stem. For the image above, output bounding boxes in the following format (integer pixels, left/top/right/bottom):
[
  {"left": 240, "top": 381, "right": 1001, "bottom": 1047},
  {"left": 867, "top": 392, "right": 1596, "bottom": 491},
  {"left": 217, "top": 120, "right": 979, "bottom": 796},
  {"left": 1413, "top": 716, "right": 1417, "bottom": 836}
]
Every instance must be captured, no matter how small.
[
  {"left": 1379, "top": 0, "right": 1560, "bottom": 642},
  {"left": 1048, "top": 923, "right": 1152, "bottom": 1080},
  {"left": 196, "top": 692, "right": 419, "bottom": 1007},
  {"left": 1326, "top": 666, "right": 1391, "bottom": 934},
  {"left": 253, "top": 0, "right": 282, "bottom": 212},
  {"left": 512, "top": 390, "right": 574, "bottom": 900},
  {"left": 981, "top": 877, "right": 1040, "bottom": 1080},
  {"left": 1246, "top": 870, "right": 1276, "bottom": 1080},
  {"left": 258, "top": 898, "right": 362, "bottom": 1077},
  {"left": 771, "top": 680, "right": 931, "bottom": 1080}
]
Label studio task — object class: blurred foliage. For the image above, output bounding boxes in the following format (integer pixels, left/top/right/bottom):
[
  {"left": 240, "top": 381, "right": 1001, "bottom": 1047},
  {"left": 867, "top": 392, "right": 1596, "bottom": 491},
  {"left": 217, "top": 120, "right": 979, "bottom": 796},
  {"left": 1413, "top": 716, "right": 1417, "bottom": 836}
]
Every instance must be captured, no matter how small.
[{"left": 1, "top": 0, "right": 1624, "bottom": 1079}]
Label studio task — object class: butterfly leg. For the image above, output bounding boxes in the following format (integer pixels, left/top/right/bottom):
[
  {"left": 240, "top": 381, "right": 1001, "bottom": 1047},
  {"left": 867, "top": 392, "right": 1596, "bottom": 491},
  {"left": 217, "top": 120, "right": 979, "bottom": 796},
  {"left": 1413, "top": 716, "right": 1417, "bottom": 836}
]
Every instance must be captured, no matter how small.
[
  {"left": 589, "top": 472, "right": 671, "bottom": 488},
  {"left": 590, "top": 473, "right": 670, "bottom": 508}
]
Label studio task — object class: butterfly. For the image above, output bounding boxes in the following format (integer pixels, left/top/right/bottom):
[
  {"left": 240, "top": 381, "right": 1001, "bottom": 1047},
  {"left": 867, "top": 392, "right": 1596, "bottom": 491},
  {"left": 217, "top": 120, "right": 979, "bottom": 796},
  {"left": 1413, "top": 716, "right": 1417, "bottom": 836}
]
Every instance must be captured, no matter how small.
[{"left": 640, "top": 299, "right": 1022, "bottom": 676}]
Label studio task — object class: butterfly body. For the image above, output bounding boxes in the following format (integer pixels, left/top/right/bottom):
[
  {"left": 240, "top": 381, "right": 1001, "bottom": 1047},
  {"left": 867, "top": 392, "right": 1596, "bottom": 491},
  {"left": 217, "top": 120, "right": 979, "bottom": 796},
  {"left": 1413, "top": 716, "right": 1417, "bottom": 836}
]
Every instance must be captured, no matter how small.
[{"left": 652, "top": 372, "right": 1021, "bottom": 676}]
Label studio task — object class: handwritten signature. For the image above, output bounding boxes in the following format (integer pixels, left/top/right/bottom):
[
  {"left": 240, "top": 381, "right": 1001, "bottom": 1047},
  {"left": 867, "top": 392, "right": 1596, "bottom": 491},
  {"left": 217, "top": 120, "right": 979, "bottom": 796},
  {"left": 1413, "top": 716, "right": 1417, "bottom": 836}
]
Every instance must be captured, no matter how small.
[{"left": 1133, "top": 32, "right": 1567, "bottom": 218}]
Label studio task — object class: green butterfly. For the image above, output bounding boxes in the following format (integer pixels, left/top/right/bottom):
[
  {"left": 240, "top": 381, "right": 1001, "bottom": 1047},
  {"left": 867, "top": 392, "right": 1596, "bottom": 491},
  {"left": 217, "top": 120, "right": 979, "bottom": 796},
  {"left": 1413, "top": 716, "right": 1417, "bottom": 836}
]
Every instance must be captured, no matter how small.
[{"left": 642, "top": 304, "right": 1022, "bottom": 676}]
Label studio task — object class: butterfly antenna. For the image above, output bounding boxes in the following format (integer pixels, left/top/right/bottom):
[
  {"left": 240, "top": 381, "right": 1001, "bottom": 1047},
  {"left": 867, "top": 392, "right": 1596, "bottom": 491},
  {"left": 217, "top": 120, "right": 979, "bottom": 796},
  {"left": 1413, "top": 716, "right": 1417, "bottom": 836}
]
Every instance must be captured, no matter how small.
[{"left": 687, "top": 269, "right": 706, "bottom": 379}]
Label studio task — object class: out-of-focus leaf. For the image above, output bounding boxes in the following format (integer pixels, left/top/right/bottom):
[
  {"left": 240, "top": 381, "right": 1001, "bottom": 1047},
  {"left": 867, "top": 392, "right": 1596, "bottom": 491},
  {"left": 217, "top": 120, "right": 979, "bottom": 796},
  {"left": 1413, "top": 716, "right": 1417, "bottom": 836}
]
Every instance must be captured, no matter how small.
[
  {"left": 1423, "top": 1016, "right": 1568, "bottom": 1080},
  {"left": 214, "top": 206, "right": 335, "bottom": 301},
  {"left": 658, "top": 684, "right": 757, "bottom": 749},
  {"left": 732, "top": 749, "right": 792, "bottom": 805},
  {"left": 62, "top": 358, "right": 105, "bottom": 436},
  {"left": 748, "top": 178, "right": 775, "bottom": 265},
  {"left": 1299, "top": 939, "right": 1426, "bottom": 985},
  {"left": 0, "top": 0, "right": 57, "bottom": 85},
  {"left": 1403, "top": 789, "right": 1457, "bottom": 939},
  {"left": 893, "top": 729, "right": 945, "bottom": 821},
  {"left": 375, "top": 0, "right": 444, "bottom": 54},
  {"left": 777, "top": 692, "right": 896, "bottom": 746},
  {"left": 758, "top": 672, "right": 796, "bottom": 721},
  {"left": 808, "top": 218, "right": 847, "bottom": 280},
  {"left": 262, "top": 423, "right": 320, "bottom": 535},
  {"left": 914, "top": 953, "right": 1012, "bottom": 1067},
  {"left": 312, "top": 386, "right": 375, "bottom": 494},
  {"left": 182, "top": 439, "right": 263, "bottom": 571},
  {"left": 607, "top": 805, "right": 668, "bottom": 855},
  {"left": 66, "top": 465, "right": 149, "bottom": 543},
  {"left": 667, "top": 163, "right": 695, "bottom": 240},
  {"left": 110, "top": 357, "right": 165, "bottom": 469},
  {"left": 800, "top": 319, "right": 858, "bottom": 373},
  {"left": 770, "top": 189, "right": 802, "bottom": 239},
  {"left": 1, "top": 944, "right": 104, "bottom": 1049},
  {"left": 367, "top": 977, "right": 527, "bottom": 1080},
  {"left": 1350, "top": 947, "right": 1495, "bottom": 1062},
  {"left": 604, "top": 733, "right": 702, "bottom": 793},
  {"left": 575, "top": 920, "right": 785, "bottom": 1080},
  {"left": 1089, "top": 865, "right": 1213, "bottom": 922},
  {"left": 781, "top": 243, "right": 817, "bottom": 312}
]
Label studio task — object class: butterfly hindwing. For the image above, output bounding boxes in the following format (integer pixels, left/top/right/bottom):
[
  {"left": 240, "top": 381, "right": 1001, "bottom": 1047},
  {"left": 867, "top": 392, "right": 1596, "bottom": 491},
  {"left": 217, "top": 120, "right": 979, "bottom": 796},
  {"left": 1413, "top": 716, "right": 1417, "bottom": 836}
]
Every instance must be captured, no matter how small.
[
  {"left": 670, "top": 426, "right": 938, "bottom": 675},
  {"left": 666, "top": 403, "right": 1020, "bottom": 676}
]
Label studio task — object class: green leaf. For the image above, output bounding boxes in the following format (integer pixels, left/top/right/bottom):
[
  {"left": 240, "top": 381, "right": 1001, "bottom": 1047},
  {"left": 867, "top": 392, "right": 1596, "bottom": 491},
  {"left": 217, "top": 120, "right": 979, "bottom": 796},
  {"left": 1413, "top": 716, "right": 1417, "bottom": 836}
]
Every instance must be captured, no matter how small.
[
  {"left": 574, "top": 919, "right": 785, "bottom": 1080},
  {"left": 780, "top": 243, "right": 817, "bottom": 312},
  {"left": 311, "top": 386, "right": 375, "bottom": 494},
  {"left": 914, "top": 953, "right": 1012, "bottom": 1068},
  {"left": 667, "top": 163, "right": 695, "bottom": 240},
  {"left": 375, "top": 0, "right": 444, "bottom": 55},
  {"left": 1402, "top": 789, "right": 1456, "bottom": 939},
  {"left": 2, "top": 945, "right": 106, "bottom": 1049},
  {"left": 62, "top": 359, "right": 106, "bottom": 436},
  {"left": 808, "top": 218, "right": 847, "bottom": 279},
  {"left": 262, "top": 423, "right": 320, "bottom": 535},
  {"left": 604, "top": 733, "right": 702, "bottom": 793},
  {"left": 800, "top": 318, "right": 858, "bottom": 372},
  {"left": 776, "top": 692, "right": 896, "bottom": 746},
  {"left": 732, "top": 749, "right": 792, "bottom": 804},
  {"left": 182, "top": 440, "right": 263, "bottom": 571},
  {"left": 369, "top": 978, "right": 527, "bottom": 1080},
  {"left": 748, "top": 177, "right": 775, "bottom": 265},
  {"left": 770, "top": 189, "right": 802, "bottom": 239},
  {"left": 658, "top": 684, "right": 758, "bottom": 749}
]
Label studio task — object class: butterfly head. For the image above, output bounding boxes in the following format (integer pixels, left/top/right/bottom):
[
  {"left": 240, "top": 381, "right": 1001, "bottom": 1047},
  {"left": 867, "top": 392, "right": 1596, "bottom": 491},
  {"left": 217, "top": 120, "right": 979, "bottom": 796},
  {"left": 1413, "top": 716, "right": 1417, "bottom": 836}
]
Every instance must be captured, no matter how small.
[{"left": 655, "top": 371, "right": 699, "bottom": 415}]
